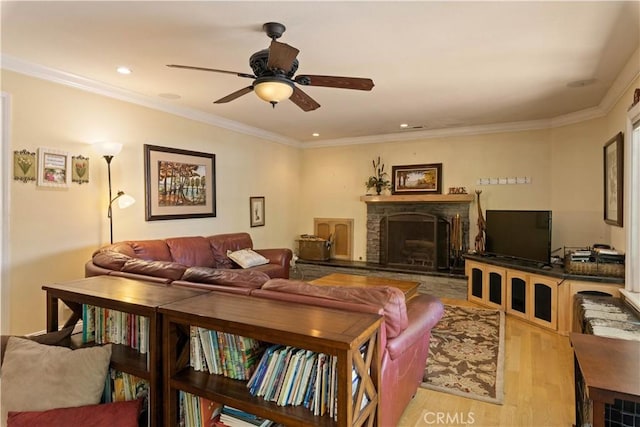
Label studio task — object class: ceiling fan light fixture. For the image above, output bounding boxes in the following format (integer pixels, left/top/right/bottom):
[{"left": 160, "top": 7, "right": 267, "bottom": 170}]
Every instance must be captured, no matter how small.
[{"left": 254, "top": 78, "right": 294, "bottom": 106}]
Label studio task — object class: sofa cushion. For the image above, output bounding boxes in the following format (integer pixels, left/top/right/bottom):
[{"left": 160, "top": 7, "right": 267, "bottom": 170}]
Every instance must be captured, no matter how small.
[
  {"left": 121, "top": 258, "right": 187, "bottom": 280},
  {"left": 261, "top": 279, "right": 408, "bottom": 338},
  {"left": 1, "top": 337, "right": 112, "bottom": 426},
  {"left": 91, "top": 249, "right": 132, "bottom": 271},
  {"left": 128, "top": 240, "right": 173, "bottom": 262},
  {"left": 166, "top": 236, "right": 216, "bottom": 267},
  {"left": 7, "top": 399, "right": 141, "bottom": 427},
  {"left": 207, "top": 233, "right": 253, "bottom": 268},
  {"left": 182, "top": 267, "right": 270, "bottom": 289},
  {"left": 227, "top": 249, "right": 269, "bottom": 269}
]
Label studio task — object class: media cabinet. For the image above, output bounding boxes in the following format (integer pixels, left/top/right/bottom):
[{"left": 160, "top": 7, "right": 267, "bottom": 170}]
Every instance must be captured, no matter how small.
[{"left": 464, "top": 255, "right": 624, "bottom": 334}]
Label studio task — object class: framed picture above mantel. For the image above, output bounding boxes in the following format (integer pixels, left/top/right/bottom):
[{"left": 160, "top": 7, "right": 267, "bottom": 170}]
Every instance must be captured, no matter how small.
[{"left": 391, "top": 163, "right": 442, "bottom": 195}]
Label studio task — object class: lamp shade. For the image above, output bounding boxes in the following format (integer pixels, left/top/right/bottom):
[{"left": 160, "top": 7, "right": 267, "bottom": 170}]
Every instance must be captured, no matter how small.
[
  {"left": 93, "top": 141, "right": 123, "bottom": 157},
  {"left": 254, "top": 78, "right": 294, "bottom": 104},
  {"left": 117, "top": 193, "right": 135, "bottom": 209}
]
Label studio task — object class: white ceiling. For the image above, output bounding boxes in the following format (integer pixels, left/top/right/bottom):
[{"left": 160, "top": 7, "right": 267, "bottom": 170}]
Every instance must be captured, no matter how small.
[{"left": 2, "top": 1, "right": 639, "bottom": 146}]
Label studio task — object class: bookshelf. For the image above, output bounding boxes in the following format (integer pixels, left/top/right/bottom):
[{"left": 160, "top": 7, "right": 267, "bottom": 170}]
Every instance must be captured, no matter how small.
[
  {"left": 43, "top": 275, "right": 209, "bottom": 427},
  {"left": 160, "top": 291, "right": 382, "bottom": 427}
]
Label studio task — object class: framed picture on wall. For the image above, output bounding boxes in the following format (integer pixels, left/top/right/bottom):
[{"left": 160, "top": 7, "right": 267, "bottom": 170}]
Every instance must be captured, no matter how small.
[
  {"left": 13, "top": 149, "right": 36, "bottom": 183},
  {"left": 71, "top": 155, "right": 89, "bottom": 184},
  {"left": 603, "top": 132, "right": 623, "bottom": 226},
  {"left": 144, "top": 144, "right": 216, "bottom": 221},
  {"left": 250, "top": 196, "right": 265, "bottom": 227},
  {"left": 391, "top": 163, "right": 442, "bottom": 194},
  {"left": 37, "top": 147, "right": 71, "bottom": 188}
]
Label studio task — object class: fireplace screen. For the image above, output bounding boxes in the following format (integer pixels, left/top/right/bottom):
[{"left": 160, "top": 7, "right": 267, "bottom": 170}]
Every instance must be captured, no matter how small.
[{"left": 380, "top": 213, "right": 450, "bottom": 270}]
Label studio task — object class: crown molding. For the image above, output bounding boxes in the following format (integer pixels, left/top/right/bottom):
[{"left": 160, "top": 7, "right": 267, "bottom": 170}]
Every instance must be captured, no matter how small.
[
  {"left": 2, "top": 48, "right": 638, "bottom": 150},
  {"left": 0, "top": 54, "right": 301, "bottom": 148}
]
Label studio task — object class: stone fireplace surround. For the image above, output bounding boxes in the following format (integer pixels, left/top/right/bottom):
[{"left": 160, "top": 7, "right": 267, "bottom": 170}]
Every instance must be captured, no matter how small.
[{"left": 361, "top": 194, "right": 473, "bottom": 270}]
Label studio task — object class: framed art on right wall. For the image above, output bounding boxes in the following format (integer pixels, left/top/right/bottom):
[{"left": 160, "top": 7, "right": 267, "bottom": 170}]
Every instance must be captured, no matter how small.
[{"left": 604, "top": 132, "right": 624, "bottom": 226}]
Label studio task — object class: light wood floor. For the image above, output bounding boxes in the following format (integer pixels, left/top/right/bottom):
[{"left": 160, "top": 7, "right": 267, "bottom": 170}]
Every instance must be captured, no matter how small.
[{"left": 397, "top": 299, "right": 575, "bottom": 427}]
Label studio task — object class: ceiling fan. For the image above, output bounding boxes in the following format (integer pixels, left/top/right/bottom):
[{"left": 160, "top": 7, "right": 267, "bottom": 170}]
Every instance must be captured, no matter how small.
[{"left": 167, "top": 22, "right": 375, "bottom": 111}]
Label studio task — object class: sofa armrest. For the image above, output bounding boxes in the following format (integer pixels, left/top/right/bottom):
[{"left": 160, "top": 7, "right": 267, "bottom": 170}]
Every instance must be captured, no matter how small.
[
  {"left": 254, "top": 248, "right": 293, "bottom": 268},
  {"left": 386, "top": 294, "right": 444, "bottom": 360}
]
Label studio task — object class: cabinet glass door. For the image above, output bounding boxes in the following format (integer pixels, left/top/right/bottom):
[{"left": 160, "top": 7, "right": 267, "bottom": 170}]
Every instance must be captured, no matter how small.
[
  {"left": 510, "top": 277, "right": 527, "bottom": 314},
  {"left": 488, "top": 272, "right": 503, "bottom": 305},
  {"left": 533, "top": 282, "right": 552, "bottom": 322},
  {"left": 471, "top": 267, "right": 483, "bottom": 299}
]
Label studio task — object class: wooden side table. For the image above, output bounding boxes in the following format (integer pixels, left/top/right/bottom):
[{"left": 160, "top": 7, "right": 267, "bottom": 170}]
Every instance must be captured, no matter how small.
[{"left": 570, "top": 333, "right": 640, "bottom": 426}]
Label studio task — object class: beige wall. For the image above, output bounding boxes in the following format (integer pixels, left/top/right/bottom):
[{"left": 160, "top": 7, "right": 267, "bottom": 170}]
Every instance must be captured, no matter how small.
[
  {"left": 298, "top": 76, "right": 639, "bottom": 261},
  {"left": 2, "top": 70, "right": 301, "bottom": 335},
  {"left": 2, "top": 69, "right": 637, "bottom": 335}
]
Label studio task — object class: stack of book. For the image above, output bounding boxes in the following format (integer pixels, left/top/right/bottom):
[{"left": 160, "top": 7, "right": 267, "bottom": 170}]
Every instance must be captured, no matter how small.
[
  {"left": 570, "top": 250, "right": 592, "bottom": 263},
  {"left": 593, "top": 247, "right": 625, "bottom": 264},
  {"left": 246, "top": 345, "right": 339, "bottom": 418},
  {"left": 82, "top": 305, "right": 149, "bottom": 353},
  {"left": 190, "top": 327, "right": 263, "bottom": 380}
]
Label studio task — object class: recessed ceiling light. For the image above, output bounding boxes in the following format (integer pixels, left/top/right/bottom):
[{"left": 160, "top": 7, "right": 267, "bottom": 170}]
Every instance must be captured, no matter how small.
[
  {"left": 567, "top": 78, "right": 597, "bottom": 88},
  {"left": 159, "top": 93, "right": 181, "bottom": 100},
  {"left": 312, "top": 133, "right": 320, "bottom": 137},
  {"left": 116, "top": 66, "right": 132, "bottom": 75},
  {"left": 400, "top": 123, "right": 409, "bottom": 128}
]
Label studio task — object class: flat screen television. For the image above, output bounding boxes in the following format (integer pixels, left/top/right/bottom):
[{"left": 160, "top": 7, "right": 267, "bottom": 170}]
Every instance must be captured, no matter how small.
[{"left": 485, "top": 210, "right": 552, "bottom": 264}]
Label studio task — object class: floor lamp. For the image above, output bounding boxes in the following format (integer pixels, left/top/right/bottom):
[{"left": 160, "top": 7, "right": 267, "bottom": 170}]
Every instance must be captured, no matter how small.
[{"left": 94, "top": 142, "right": 135, "bottom": 244}]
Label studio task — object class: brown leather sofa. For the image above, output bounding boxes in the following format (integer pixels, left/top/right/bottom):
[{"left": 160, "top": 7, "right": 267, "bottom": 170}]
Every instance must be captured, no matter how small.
[{"left": 85, "top": 233, "right": 293, "bottom": 287}]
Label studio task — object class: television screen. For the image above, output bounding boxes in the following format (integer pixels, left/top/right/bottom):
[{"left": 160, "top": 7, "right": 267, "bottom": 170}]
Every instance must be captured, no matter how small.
[{"left": 485, "top": 210, "right": 552, "bottom": 264}]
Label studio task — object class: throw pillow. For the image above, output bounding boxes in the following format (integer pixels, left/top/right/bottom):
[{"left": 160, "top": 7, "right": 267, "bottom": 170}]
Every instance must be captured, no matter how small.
[
  {"left": 0, "top": 337, "right": 112, "bottom": 427},
  {"left": 7, "top": 399, "right": 141, "bottom": 427},
  {"left": 1, "top": 325, "right": 74, "bottom": 364},
  {"left": 227, "top": 249, "right": 269, "bottom": 269}
]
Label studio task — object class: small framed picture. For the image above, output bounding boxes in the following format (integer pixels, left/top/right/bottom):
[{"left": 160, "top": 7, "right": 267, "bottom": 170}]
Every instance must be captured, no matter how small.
[
  {"left": 604, "top": 132, "right": 623, "bottom": 226},
  {"left": 391, "top": 163, "right": 442, "bottom": 194},
  {"left": 72, "top": 155, "right": 90, "bottom": 184},
  {"left": 13, "top": 149, "right": 36, "bottom": 182},
  {"left": 37, "top": 147, "right": 71, "bottom": 188},
  {"left": 250, "top": 196, "right": 265, "bottom": 227}
]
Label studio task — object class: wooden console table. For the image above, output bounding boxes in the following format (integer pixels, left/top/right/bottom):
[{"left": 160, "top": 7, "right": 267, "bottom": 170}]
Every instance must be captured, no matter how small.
[
  {"left": 42, "top": 275, "right": 209, "bottom": 427},
  {"left": 570, "top": 333, "right": 640, "bottom": 427},
  {"left": 160, "top": 291, "right": 382, "bottom": 426}
]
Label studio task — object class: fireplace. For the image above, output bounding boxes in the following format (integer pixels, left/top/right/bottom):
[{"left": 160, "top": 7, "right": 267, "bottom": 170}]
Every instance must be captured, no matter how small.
[
  {"left": 380, "top": 213, "right": 450, "bottom": 270},
  {"left": 363, "top": 196, "right": 472, "bottom": 272}
]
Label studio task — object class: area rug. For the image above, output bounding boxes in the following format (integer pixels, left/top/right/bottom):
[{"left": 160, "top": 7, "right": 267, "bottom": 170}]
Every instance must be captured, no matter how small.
[{"left": 421, "top": 304, "right": 505, "bottom": 404}]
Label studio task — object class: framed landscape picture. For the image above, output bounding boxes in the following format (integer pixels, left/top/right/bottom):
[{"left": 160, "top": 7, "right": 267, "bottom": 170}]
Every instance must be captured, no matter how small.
[
  {"left": 603, "top": 132, "right": 623, "bottom": 226},
  {"left": 391, "top": 163, "right": 442, "bottom": 194},
  {"left": 250, "top": 196, "right": 265, "bottom": 227},
  {"left": 144, "top": 144, "right": 216, "bottom": 221}
]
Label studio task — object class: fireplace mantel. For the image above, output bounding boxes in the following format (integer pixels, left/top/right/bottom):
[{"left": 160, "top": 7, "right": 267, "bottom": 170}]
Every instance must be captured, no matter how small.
[{"left": 360, "top": 194, "right": 474, "bottom": 203}]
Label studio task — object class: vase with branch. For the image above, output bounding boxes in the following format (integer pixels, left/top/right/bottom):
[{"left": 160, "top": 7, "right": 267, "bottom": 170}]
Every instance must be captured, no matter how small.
[{"left": 366, "top": 156, "right": 390, "bottom": 195}]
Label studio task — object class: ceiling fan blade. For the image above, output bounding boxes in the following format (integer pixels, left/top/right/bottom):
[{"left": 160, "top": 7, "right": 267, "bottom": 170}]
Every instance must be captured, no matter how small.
[
  {"left": 295, "top": 75, "right": 374, "bottom": 91},
  {"left": 167, "top": 64, "right": 255, "bottom": 79},
  {"left": 267, "top": 40, "right": 299, "bottom": 72},
  {"left": 214, "top": 86, "right": 254, "bottom": 104},
  {"left": 290, "top": 86, "right": 321, "bottom": 112}
]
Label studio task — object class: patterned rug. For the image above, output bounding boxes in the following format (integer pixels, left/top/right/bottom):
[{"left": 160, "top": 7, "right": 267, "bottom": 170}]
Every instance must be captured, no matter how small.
[{"left": 421, "top": 304, "right": 505, "bottom": 404}]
